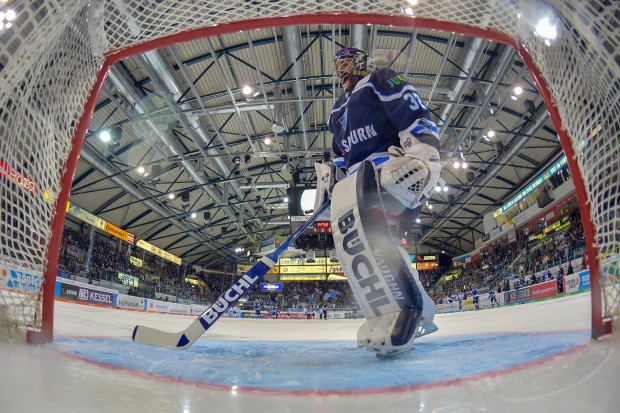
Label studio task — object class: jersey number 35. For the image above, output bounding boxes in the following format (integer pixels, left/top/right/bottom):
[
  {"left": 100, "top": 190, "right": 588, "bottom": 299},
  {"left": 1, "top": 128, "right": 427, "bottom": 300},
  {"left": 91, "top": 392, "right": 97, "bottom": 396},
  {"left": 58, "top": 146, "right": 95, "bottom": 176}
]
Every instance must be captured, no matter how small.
[{"left": 404, "top": 92, "right": 427, "bottom": 111}]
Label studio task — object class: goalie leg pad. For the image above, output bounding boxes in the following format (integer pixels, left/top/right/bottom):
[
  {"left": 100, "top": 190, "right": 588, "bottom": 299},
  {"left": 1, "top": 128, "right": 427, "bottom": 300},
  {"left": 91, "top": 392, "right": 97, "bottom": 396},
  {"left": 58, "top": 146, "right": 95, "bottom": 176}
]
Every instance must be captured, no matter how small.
[
  {"left": 331, "top": 161, "right": 434, "bottom": 354},
  {"left": 397, "top": 247, "right": 436, "bottom": 325},
  {"left": 313, "top": 162, "right": 346, "bottom": 218},
  {"left": 357, "top": 308, "right": 422, "bottom": 356}
]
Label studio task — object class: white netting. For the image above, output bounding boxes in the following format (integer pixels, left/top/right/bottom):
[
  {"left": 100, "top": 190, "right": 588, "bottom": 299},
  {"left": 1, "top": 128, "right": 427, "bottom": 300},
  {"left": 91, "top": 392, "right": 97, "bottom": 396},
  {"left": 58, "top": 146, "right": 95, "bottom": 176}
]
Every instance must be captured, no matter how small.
[{"left": 0, "top": 0, "right": 618, "bottom": 339}]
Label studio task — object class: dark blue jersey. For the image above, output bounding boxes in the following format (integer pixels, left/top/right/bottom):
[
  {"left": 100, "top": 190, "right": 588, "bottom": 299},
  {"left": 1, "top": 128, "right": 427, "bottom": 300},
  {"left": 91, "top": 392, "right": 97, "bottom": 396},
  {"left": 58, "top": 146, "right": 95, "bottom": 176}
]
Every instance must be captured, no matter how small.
[{"left": 329, "top": 68, "right": 439, "bottom": 169}]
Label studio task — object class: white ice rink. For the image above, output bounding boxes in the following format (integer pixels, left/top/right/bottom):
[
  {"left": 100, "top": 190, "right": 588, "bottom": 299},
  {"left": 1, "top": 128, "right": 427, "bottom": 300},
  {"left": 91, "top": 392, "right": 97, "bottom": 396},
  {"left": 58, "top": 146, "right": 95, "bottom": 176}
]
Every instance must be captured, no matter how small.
[{"left": 1, "top": 292, "right": 618, "bottom": 413}]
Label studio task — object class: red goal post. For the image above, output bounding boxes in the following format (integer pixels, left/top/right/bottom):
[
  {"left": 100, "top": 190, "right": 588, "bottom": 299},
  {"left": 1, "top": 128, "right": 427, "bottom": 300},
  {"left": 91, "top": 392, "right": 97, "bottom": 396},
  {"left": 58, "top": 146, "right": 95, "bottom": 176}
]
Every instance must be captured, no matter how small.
[{"left": 0, "top": 1, "right": 617, "bottom": 343}]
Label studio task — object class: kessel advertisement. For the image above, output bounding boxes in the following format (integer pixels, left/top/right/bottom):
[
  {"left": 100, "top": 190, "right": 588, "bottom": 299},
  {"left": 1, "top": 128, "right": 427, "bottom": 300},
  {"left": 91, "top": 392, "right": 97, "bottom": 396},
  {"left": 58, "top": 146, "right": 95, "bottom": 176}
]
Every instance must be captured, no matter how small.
[{"left": 58, "top": 281, "right": 114, "bottom": 307}]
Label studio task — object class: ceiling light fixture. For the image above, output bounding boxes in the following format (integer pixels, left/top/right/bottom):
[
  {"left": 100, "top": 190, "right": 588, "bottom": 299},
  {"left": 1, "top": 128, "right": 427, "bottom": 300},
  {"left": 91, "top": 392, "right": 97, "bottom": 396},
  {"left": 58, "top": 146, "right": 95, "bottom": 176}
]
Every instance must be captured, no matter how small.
[{"left": 99, "top": 130, "right": 111, "bottom": 142}]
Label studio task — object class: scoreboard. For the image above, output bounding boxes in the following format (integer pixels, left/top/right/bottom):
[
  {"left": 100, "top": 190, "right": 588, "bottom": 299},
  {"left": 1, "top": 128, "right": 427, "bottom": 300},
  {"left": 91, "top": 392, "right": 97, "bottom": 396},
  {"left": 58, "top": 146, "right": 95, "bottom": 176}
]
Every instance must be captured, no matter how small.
[
  {"left": 290, "top": 216, "right": 334, "bottom": 249},
  {"left": 309, "top": 221, "right": 332, "bottom": 235}
]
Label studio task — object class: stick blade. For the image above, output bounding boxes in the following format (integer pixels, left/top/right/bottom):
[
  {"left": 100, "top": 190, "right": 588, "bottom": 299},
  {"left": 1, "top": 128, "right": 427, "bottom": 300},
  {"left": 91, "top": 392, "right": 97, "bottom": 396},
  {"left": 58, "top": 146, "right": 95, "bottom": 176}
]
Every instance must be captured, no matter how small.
[
  {"left": 132, "top": 318, "right": 207, "bottom": 349},
  {"left": 132, "top": 325, "right": 190, "bottom": 349}
]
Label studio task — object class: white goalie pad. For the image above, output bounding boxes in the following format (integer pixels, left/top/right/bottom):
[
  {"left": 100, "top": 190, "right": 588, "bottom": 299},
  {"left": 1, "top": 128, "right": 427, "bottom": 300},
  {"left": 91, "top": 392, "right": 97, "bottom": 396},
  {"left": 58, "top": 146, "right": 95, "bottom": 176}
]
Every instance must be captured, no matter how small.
[
  {"left": 313, "top": 162, "right": 346, "bottom": 218},
  {"left": 397, "top": 247, "right": 436, "bottom": 324},
  {"left": 331, "top": 161, "right": 437, "bottom": 355}
]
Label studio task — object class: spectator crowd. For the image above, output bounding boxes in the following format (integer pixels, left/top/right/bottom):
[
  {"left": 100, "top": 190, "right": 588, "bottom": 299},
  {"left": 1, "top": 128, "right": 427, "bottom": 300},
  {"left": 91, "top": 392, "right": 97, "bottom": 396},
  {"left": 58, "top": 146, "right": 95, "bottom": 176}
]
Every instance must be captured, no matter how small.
[{"left": 56, "top": 205, "right": 587, "bottom": 313}]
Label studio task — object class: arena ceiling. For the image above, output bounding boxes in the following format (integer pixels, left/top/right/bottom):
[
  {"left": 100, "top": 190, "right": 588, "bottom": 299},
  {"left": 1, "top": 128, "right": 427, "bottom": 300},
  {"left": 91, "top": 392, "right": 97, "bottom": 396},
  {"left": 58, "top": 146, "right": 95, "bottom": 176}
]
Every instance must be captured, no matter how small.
[{"left": 69, "top": 23, "right": 563, "bottom": 270}]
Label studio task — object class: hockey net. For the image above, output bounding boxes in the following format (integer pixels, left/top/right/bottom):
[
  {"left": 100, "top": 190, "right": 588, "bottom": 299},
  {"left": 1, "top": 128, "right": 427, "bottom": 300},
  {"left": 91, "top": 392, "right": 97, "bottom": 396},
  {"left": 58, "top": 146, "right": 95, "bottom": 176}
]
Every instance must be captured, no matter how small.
[{"left": 0, "top": 0, "right": 618, "bottom": 343}]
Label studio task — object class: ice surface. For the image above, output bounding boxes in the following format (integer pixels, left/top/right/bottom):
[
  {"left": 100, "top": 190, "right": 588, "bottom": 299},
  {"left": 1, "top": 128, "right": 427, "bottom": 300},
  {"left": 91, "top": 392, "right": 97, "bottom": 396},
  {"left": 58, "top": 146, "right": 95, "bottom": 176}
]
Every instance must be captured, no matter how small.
[{"left": 0, "top": 293, "right": 617, "bottom": 413}]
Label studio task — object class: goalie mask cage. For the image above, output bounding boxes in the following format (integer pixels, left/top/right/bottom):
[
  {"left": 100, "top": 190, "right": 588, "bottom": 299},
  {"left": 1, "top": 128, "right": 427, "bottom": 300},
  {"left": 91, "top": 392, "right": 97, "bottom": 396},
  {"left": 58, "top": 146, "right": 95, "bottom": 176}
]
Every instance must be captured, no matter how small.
[{"left": 0, "top": 0, "right": 617, "bottom": 343}]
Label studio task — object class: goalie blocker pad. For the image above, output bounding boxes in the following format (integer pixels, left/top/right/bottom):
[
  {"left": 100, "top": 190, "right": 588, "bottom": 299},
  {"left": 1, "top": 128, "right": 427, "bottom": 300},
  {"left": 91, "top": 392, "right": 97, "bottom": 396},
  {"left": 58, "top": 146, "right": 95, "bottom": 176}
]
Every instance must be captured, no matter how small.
[{"left": 331, "top": 161, "right": 424, "bottom": 348}]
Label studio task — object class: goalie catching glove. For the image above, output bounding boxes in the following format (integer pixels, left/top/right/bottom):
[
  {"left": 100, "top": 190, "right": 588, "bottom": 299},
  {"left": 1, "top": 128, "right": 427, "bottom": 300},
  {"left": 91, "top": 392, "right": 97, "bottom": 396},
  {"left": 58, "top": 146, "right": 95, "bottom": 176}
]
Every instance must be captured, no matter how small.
[{"left": 380, "top": 132, "right": 441, "bottom": 210}]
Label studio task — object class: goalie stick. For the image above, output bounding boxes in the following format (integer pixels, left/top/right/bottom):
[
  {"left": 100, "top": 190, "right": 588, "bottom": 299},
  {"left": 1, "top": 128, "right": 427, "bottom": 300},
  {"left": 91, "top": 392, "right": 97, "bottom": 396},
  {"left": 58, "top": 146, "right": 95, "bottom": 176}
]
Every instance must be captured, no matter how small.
[{"left": 132, "top": 200, "right": 332, "bottom": 349}]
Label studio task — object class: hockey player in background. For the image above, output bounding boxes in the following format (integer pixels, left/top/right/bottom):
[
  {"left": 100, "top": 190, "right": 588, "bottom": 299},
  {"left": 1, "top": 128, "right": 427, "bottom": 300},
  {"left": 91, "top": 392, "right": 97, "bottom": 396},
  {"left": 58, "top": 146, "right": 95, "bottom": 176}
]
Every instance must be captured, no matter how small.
[
  {"left": 488, "top": 287, "right": 499, "bottom": 308},
  {"left": 314, "top": 48, "right": 441, "bottom": 356},
  {"left": 472, "top": 285, "right": 480, "bottom": 310}
]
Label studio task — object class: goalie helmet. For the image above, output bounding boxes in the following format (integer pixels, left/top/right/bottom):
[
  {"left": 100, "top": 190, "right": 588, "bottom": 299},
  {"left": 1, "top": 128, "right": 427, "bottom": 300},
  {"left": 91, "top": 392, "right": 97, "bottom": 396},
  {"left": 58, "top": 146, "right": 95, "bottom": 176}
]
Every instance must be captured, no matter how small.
[{"left": 334, "top": 48, "right": 375, "bottom": 92}]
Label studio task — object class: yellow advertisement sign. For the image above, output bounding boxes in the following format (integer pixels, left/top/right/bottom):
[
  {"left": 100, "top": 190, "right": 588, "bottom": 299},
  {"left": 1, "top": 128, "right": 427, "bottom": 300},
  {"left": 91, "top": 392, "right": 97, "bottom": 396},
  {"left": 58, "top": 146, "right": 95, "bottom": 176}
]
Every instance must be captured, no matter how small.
[
  {"left": 66, "top": 202, "right": 134, "bottom": 244},
  {"left": 136, "top": 239, "right": 182, "bottom": 265},
  {"left": 279, "top": 257, "right": 339, "bottom": 265},
  {"left": 238, "top": 264, "right": 279, "bottom": 275},
  {"left": 328, "top": 265, "right": 343, "bottom": 274},
  {"left": 280, "top": 274, "right": 326, "bottom": 281},
  {"left": 104, "top": 221, "right": 135, "bottom": 244},
  {"left": 280, "top": 264, "right": 328, "bottom": 274},
  {"left": 239, "top": 259, "right": 341, "bottom": 277},
  {"left": 129, "top": 256, "right": 143, "bottom": 268}
]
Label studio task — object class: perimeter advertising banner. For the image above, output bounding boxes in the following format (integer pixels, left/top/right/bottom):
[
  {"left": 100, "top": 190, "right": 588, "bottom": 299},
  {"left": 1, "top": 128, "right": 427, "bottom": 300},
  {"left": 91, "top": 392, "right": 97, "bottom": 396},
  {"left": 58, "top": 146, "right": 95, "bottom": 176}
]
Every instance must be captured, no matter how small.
[
  {"left": 564, "top": 270, "right": 591, "bottom": 294},
  {"left": 115, "top": 294, "right": 146, "bottom": 311},
  {"left": 279, "top": 257, "right": 339, "bottom": 265},
  {"left": 531, "top": 280, "right": 558, "bottom": 300},
  {"left": 279, "top": 274, "right": 326, "bottom": 281},
  {"left": 146, "top": 299, "right": 191, "bottom": 315},
  {"left": 238, "top": 257, "right": 343, "bottom": 276},
  {"left": 66, "top": 201, "right": 135, "bottom": 244},
  {"left": 280, "top": 264, "right": 331, "bottom": 274},
  {"left": 504, "top": 286, "right": 532, "bottom": 304},
  {"left": 0, "top": 262, "right": 43, "bottom": 293},
  {"left": 136, "top": 239, "right": 182, "bottom": 265},
  {"left": 58, "top": 281, "right": 114, "bottom": 307},
  {"left": 58, "top": 283, "right": 80, "bottom": 301},
  {"left": 66, "top": 201, "right": 105, "bottom": 230},
  {"left": 104, "top": 221, "right": 134, "bottom": 244},
  {"left": 238, "top": 264, "right": 279, "bottom": 275}
]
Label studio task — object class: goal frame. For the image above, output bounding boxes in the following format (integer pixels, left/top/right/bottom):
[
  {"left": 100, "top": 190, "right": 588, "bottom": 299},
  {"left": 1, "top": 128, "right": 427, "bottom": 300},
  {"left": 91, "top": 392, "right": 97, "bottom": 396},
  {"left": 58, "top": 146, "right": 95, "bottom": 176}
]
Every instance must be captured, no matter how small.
[{"left": 28, "top": 13, "right": 612, "bottom": 343}]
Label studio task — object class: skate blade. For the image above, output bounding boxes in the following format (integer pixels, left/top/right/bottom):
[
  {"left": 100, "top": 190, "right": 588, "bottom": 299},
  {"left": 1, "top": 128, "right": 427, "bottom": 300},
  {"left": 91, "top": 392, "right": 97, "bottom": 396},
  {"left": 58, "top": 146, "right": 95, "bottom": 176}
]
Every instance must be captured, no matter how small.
[
  {"left": 375, "top": 346, "right": 416, "bottom": 358},
  {"left": 417, "top": 322, "right": 438, "bottom": 338}
]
